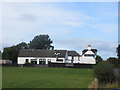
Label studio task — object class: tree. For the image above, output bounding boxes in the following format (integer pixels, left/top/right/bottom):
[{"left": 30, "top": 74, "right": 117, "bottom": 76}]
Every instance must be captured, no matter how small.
[
  {"left": 95, "top": 55, "right": 103, "bottom": 63},
  {"left": 117, "top": 44, "right": 120, "bottom": 58},
  {"left": 16, "top": 42, "right": 29, "bottom": 50},
  {"left": 94, "top": 62, "right": 115, "bottom": 84},
  {"left": 2, "top": 46, "right": 18, "bottom": 63},
  {"left": 116, "top": 45, "right": 120, "bottom": 67},
  {"left": 29, "top": 34, "right": 53, "bottom": 49},
  {"left": 0, "top": 51, "right": 2, "bottom": 59},
  {"left": 2, "top": 42, "right": 28, "bottom": 63},
  {"left": 106, "top": 57, "right": 118, "bottom": 67}
]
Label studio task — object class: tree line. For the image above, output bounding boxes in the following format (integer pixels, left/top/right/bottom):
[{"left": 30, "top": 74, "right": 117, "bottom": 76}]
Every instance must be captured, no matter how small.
[
  {"left": 2, "top": 34, "right": 54, "bottom": 63},
  {"left": 1, "top": 34, "right": 120, "bottom": 65},
  {"left": 96, "top": 44, "right": 120, "bottom": 67}
]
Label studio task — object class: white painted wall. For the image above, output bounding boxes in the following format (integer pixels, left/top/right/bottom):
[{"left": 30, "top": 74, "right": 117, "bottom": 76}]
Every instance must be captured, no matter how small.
[
  {"left": 0, "top": 60, "right": 12, "bottom": 64},
  {"left": 67, "top": 56, "right": 79, "bottom": 63},
  {"left": 18, "top": 57, "right": 65, "bottom": 64},
  {"left": 79, "top": 51, "right": 96, "bottom": 64},
  {"left": 73, "top": 56, "right": 80, "bottom": 63},
  {"left": 80, "top": 57, "right": 96, "bottom": 64}
]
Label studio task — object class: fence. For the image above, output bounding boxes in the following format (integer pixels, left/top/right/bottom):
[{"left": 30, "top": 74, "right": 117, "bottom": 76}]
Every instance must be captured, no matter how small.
[{"left": 1, "top": 63, "right": 95, "bottom": 68}]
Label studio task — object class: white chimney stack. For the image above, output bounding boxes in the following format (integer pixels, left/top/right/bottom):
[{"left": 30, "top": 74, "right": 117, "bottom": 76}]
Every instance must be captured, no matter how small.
[{"left": 88, "top": 45, "right": 91, "bottom": 51}]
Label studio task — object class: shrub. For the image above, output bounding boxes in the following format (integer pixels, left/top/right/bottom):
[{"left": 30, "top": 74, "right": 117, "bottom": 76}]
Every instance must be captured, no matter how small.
[
  {"left": 24, "top": 62, "right": 34, "bottom": 67},
  {"left": 106, "top": 57, "right": 118, "bottom": 67},
  {"left": 95, "top": 55, "right": 103, "bottom": 64},
  {"left": 117, "top": 76, "right": 120, "bottom": 86},
  {"left": 94, "top": 62, "right": 115, "bottom": 84}
]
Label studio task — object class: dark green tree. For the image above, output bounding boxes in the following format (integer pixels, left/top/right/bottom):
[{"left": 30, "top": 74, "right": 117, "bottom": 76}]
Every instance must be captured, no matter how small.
[
  {"left": 106, "top": 57, "right": 118, "bottom": 67},
  {"left": 117, "top": 45, "right": 120, "bottom": 58},
  {"left": 94, "top": 62, "right": 115, "bottom": 84},
  {"left": 116, "top": 45, "right": 120, "bottom": 67},
  {"left": 95, "top": 55, "right": 103, "bottom": 63},
  {"left": 16, "top": 42, "right": 29, "bottom": 50},
  {"left": 2, "top": 42, "right": 28, "bottom": 63},
  {"left": 2, "top": 46, "right": 18, "bottom": 63},
  {"left": 29, "top": 34, "right": 53, "bottom": 49},
  {"left": 0, "top": 51, "right": 2, "bottom": 59}
]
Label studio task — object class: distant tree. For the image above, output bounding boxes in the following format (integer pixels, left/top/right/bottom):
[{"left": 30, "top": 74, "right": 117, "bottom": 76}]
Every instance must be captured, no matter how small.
[
  {"left": 2, "top": 34, "right": 54, "bottom": 62},
  {"left": 2, "top": 42, "right": 28, "bottom": 63},
  {"left": 0, "top": 51, "right": 2, "bottom": 59},
  {"left": 2, "top": 46, "right": 18, "bottom": 63},
  {"left": 95, "top": 55, "right": 103, "bottom": 63},
  {"left": 116, "top": 45, "right": 120, "bottom": 67},
  {"left": 117, "top": 45, "right": 120, "bottom": 58},
  {"left": 16, "top": 42, "right": 29, "bottom": 50},
  {"left": 29, "top": 34, "right": 53, "bottom": 49},
  {"left": 106, "top": 57, "right": 118, "bottom": 67},
  {"left": 94, "top": 62, "right": 115, "bottom": 84}
]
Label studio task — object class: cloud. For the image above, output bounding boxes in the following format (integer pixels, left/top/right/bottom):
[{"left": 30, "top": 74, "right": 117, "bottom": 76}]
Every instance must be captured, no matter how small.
[
  {"left": 1, "top": 2, "right": 117, "bottom": 60},
  {"left": 54, "top": 38, "right": 117, "bottom": 59},
  {"left": 17, "top": 14, "right": 37, "bottom": 22},
  {"left": 2, "top": 2, "right": 95, "bottom": 46},
  {"left": 0, "top": 0, "right": 119, "bottom": 3},
  {"left": 62, "top": 21, "right": 83, "bottom": 27},
  {"left": 91, "top": 23, "right": 117, "bottom": 33}
]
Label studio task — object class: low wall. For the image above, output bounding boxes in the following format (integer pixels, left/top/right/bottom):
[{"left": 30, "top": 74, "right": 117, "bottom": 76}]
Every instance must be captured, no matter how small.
[
  {"left": 2, "top": 64, "right": 18, "bottom": 67},
  {"left": 49, "top": 63, "right": 66, "bottom": 68},
  {"left": 49, "top": 63, "right": 95, "bottom": 68},
  {"left": 1, "top": 63, "right": 96, "bottom": 68}
]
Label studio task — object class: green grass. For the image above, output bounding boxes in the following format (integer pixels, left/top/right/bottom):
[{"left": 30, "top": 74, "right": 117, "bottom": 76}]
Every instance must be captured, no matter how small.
[{"left": 2, "top": 67, "right": 95, "bottom": 88}]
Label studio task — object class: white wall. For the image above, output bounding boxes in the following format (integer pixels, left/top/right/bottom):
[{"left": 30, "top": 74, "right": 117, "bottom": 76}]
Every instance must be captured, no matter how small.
[
  {"left": 67, "top": 56, "right": 79, "bottom": 63},
  {"left": 80, "top": 57, "right": 96, "bottom": 64},
  {"left": 79, "top": 50, "right": 96, "bottom": 64},
  {"left": 0, "top": 60, "right": 12, "bottom": 64},
  {"left": 17, "top": 57, "right": 65, "bottom": 64}
]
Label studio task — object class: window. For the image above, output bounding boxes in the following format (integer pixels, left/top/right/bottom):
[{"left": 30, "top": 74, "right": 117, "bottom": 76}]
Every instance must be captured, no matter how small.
[
  {"left": 48, "top": 59, "right": 51, "bottom": 64},
  {"left": 48, "top": 59, "right": 51, "bottom": 61},
  {"left": 26, "top": 59, "right": 29, "bottom": 63},
  {"left": 56, "top": 59, "right": 63, "bottom": 61},
  {"left": 84, "top": 54, "right": 95, "bottom": 57},
  {"left": 39, "top": 59, "right": 46, "bottom": 65},
  {"left": 31, "top": 59, "right": 37, "bottom": 64}
]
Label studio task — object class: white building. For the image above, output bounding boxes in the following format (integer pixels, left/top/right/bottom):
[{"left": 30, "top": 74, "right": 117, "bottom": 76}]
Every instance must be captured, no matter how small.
[
  {"left": 17, "top": 45, "right": 97, "bottom": 65},
  {"left": 80, "top": 45, "right": 97, "bottom": 64},
  {"left": 0, "top": 60, "right": 12, "bottom": 64}
]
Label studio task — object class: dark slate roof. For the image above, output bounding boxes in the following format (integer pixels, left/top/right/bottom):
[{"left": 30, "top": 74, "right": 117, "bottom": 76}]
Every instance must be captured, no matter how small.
[
  {"left": 82, "top": 49, "right": 97, "bottom": 55},
  {"left": 54, "top": 50, "right": 67, "bottom": 57},
  {"left": 18, "top": 49, "right": 67, "bottom": 58},
  {"left": 68, "top": 51, "right": 80, "bottom": 56}
]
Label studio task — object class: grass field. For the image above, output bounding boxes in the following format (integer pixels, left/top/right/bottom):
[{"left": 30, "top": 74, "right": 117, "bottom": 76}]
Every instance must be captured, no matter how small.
[{"left": 2, "top": 67, "right": 95, "bottom": 88}]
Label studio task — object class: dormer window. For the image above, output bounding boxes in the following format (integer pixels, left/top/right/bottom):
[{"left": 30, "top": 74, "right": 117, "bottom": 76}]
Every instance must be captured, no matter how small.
[
  {"left": 55, "top": 52, "right": 60, "bottom": 60},
  {"left": 84, "top": 54, "right": 95, "bottom": 57},
  {"left": 55, "top": 52, "right": 60, "bottom": 56}
]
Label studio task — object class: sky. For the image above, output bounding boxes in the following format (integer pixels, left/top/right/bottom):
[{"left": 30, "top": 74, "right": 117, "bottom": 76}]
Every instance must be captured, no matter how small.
[{"left": 0, "top": 2, "right": 118, "bottom": 60}]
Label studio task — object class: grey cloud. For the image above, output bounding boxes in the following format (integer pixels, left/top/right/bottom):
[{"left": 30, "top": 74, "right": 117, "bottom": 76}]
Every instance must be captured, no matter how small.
[
  {"left": 17, "top": 14, "right": 37, "bottom": 22},
  {"left": 54, "top": 38, "right": 117, "bottom": 59}
]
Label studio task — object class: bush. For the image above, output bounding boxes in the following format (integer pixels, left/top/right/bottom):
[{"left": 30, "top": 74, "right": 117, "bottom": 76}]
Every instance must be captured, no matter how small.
[
  {"left": 106, "top": 57, "right": 118, "bottom": 67},
  {"left": 117, "top": 76, "right": 120, "bottom": 86},
  {"left": 94, "top": 62, "right": 115, "bottom": 84},
  {"left": 24, "top": 62, "right": 34, "bottom": 67},
  {"left": 95, "top": 55, "right": 103, "bottom": 64}
]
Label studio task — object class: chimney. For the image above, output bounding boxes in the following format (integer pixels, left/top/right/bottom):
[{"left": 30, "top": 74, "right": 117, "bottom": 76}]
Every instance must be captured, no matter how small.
[{"left": 88, "top": 45, "right": 91, "bottom": 51}]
